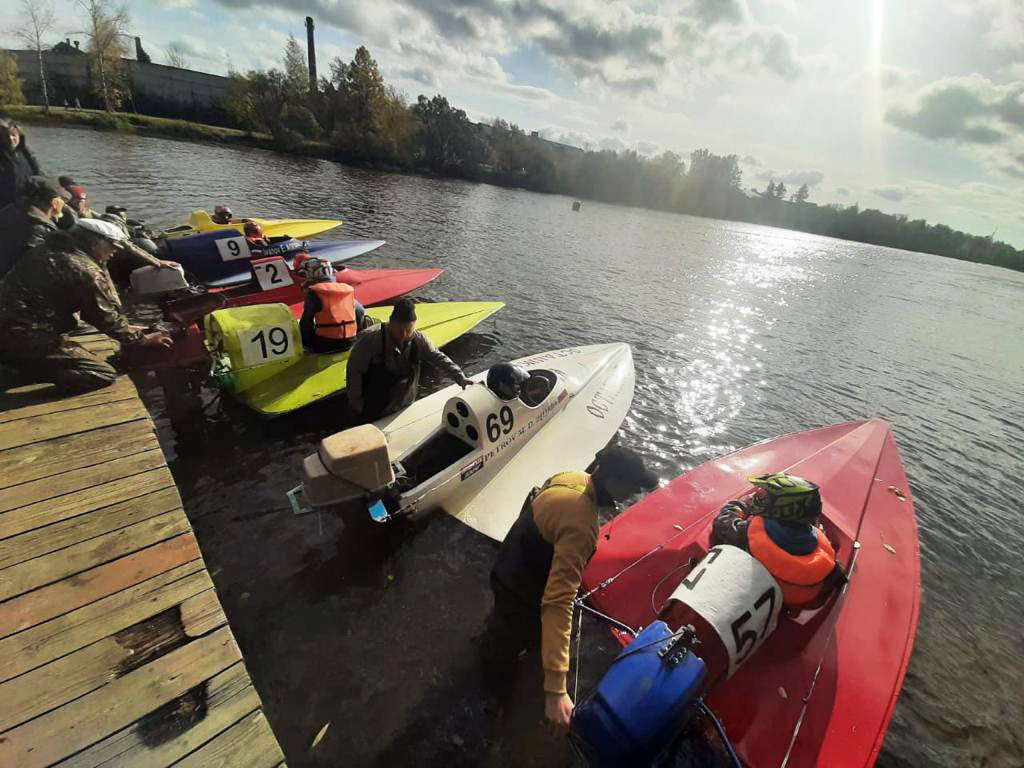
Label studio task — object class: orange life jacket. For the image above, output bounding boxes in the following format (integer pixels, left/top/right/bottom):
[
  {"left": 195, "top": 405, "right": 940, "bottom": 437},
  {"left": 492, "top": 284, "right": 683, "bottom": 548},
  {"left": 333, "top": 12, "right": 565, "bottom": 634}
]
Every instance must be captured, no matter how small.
[
  {"left": 747, "top": 515, "right": 836, "bottom": 608},
  {"left": 310, "top": 282, "right": 357, "bottom": 340}
]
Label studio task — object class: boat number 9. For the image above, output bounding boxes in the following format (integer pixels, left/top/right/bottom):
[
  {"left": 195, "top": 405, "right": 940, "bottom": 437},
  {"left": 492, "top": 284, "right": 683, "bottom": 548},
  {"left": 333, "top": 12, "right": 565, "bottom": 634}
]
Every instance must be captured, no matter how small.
[
  {"left": 239, "top": 325, "right": 292, "bottom": 366},
  {"left": 217, "top": 236, "right": 252, "bottom": 262},
  {"left": 486, "top": 406, "right": 514, "bottom": 442}
]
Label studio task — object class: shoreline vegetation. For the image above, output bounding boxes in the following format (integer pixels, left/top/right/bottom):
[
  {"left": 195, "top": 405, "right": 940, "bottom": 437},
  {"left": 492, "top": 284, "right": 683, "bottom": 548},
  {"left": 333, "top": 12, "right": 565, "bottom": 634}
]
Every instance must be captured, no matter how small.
[{"left": 4, "top": 40, "right": 1022, "bottom": 272}]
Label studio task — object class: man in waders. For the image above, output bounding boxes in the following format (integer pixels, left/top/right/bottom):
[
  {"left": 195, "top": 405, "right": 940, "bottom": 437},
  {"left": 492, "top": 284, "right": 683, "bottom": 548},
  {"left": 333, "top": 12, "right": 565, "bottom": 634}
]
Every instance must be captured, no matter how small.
[
  {"left": 483, "top": 446, "right": 658, "bottom": 732},
  {"left": 345, "top": 298, "right": 474, "bottom": 422}
]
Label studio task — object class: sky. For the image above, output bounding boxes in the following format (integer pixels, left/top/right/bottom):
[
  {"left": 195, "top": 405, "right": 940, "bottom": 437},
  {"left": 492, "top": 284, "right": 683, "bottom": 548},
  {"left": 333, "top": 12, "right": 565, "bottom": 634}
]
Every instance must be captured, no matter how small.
[{"left": 70, "top": 0, "right": 1024, "bottom": 245}]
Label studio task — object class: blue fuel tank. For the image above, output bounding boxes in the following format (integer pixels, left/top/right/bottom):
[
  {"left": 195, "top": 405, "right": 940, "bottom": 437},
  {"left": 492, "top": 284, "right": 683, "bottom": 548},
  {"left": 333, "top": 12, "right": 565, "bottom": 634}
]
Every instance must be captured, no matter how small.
[{"left": 570, "top": 620, "right": 708, "bottom": 767}]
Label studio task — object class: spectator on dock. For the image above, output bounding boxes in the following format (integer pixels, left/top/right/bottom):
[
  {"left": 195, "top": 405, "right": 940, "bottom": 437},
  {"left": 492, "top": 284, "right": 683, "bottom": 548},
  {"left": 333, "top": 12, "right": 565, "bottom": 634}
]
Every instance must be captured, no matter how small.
[
  {"left": 0, "top": 176, "right": 70, "bottom": 280},
  {"left": 0, "top": 118, "right": 43, "bottom": 208},
  {"left": 0, "top": 219, "right": 172, "bottom": 395}
]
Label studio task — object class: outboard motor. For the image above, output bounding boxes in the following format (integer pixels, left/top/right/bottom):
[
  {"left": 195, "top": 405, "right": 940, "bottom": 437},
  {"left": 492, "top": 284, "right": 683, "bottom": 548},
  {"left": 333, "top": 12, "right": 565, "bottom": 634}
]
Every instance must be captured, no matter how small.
[{"left": 571, "top": 544, "right": 783, "bottom": 767}]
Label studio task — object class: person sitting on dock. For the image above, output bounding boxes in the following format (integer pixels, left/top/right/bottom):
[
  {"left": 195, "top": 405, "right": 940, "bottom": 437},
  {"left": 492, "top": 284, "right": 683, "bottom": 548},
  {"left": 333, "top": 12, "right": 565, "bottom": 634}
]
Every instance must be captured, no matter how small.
[
  {"left": 211, "top": 204, "right": 233, "bottom": 225},
  {"left": 297, "top": 256, "right": 366, "bottom": 353},
  {"left": 482, "top": 446, "right": 659, "bottom": 732},
  {"left": 0, "top": 219, "right": 173, "bottom": 394},
  {"left": 709, "top": 473, "right": 846, "bottom": 610},
  {"left": 0, "top": 176, "right": 69, "bottom": 280},
  {"left": 346, "top": 298, "right": 474, "bottom": 422}
]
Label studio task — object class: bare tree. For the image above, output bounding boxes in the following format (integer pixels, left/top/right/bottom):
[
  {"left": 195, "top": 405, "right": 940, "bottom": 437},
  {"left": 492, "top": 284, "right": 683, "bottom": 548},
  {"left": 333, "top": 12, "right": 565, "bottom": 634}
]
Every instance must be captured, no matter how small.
[
  {"left": 164, "top": 42, "right": 187, "bottom": 69},
  {"left": 77, "top": 0, "right": 130, "bottom": 111},
  {"left": 13, "top": 0, "right": 56, "bottom": 112}
]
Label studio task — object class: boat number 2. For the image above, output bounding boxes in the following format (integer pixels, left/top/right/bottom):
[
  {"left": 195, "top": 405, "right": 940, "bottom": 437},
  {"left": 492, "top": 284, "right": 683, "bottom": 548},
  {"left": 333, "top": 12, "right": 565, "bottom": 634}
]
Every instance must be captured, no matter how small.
[
  {"left": 486, "top": 406, "right": 514, "bottom": 442},
  {"left": 252, "top": 259, "right": 293, "bottom": 291}
]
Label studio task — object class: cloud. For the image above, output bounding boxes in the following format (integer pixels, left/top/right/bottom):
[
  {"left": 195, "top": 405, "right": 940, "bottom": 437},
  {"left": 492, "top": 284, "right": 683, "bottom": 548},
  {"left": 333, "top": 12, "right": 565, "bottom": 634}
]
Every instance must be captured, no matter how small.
[
  {"left": 688, "top": 0, "right": 750, "bottom": 26},
  {"left": 398, "top": 67, "right": 439, "bottom": 88},
  {"left": 835, "top": 187, "right": 849, "bottom": 197},
  {"left": 599, "top": 136, "right": 629, "bottom": 152},
  {"left": 873, "top": 185, "right": 910, "bottom": 202},
  {"left": 752, "top": 165, "right": 825, "bottom": 187},
  {"left": 778, "top": 169, "right": 824, "bottom": 187},
  {"left": 538, "top": 126, "right": 594, "bottom": 149},
  {"left": 953, "top": 0, "right": 1024, "bottom": 51},
  {"left": 635, "top": 140, "right": 661, "bottom": 155},
  {"left": 610, "top": 118, "right": 631, "bottom": 132},
  {"left": 740, "top": 154, "right": 765, "bottom": 168},
  {"left": 886, "top": 74, "right": 1024, "bottom": 176},
  {"left": 846, "top": 65, "right": 913, "bottom": 91},
  {"left": 736, "top": 26, "right": 803, "bottom": 80}
]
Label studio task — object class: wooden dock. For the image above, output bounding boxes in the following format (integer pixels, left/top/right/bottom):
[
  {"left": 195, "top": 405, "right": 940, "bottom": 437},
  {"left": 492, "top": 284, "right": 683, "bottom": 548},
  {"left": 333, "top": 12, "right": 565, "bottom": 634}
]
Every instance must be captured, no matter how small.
[{"left": 0, "top": 333, "right": 286, "bottom": 767}]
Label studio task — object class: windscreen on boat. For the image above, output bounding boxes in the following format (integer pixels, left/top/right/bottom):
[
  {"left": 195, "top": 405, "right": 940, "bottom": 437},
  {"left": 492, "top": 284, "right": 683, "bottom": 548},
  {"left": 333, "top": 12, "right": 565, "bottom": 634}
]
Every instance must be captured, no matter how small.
[{"left": 521, "top": 370, "right": 557, "bottom": 407}]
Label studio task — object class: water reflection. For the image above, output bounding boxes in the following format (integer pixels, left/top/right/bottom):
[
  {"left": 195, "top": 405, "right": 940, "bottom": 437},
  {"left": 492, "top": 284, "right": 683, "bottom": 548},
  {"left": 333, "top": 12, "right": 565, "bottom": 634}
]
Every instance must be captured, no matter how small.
[{"left": 28, "top": 126, "right": 1024, "bottom": 768}]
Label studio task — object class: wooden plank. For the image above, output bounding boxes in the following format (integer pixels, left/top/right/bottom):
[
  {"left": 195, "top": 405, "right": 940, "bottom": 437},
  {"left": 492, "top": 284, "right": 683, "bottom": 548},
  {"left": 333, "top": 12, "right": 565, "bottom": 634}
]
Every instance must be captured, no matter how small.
[
  {"left": 0, "top": 534, "right": 201, "bottom": 637},
  {"left": 173, "top": 709, "right": 282, "bottom": 768},
  {"left": 0, "top": 448, "right": 167, "bottom": 514},
  {"left": 0, "top": 398, "right": 148, "bottom": 451},
  {"left": 0, "top": 566, "right": 211, "bottom": 682},
  {"left": 0, "top": 510, "right": 191, "bottom": 601},
  {"left": 180, "top": 589, "right": 224, "bottom": 638},
  {"left": 0, "top": 635, "right": 129, "bottom": 731},
  {"left": 0, "top": 378, "right": 137, "bottom": 425},
  {"left": 0, "top": 467, "right": 175, "bottom": 540},
  {"left": 0, "top": 486, "right": 182, "bottom": 570},
  {"left": 52, "top": 663, "right": 261, "bottom": 768},
  {"left": 0, "top": 421, "right": 158, "bottom": 490},
  {"left": 0, "top": 625, "right": 241, "bottom": 768},
  {"left": 0, "top": 595, "right": 229, "bottom": 732}
]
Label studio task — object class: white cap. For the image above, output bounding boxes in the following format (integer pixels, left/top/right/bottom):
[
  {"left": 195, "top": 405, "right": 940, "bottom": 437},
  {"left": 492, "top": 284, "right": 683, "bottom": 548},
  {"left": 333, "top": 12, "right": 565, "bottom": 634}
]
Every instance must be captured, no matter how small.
[{"left": 74, "top": 217, "right": 127, "bottom": 243}]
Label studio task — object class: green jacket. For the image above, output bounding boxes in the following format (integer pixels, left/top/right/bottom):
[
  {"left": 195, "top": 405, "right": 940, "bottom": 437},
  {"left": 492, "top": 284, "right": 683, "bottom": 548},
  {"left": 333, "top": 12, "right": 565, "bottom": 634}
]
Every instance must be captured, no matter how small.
[{"left": 0, "top": 231, "right": 142, "bottom": 352}]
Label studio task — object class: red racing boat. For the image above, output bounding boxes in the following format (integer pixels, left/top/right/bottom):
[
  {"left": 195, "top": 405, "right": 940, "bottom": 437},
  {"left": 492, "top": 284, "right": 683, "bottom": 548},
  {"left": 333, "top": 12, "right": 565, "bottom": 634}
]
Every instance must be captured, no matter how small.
[
  {"left": 124, "top": 260, "right": 443, "bottom": 370},
  {"left": 577, "top": 419, "right": 920, "bottom": 767}
]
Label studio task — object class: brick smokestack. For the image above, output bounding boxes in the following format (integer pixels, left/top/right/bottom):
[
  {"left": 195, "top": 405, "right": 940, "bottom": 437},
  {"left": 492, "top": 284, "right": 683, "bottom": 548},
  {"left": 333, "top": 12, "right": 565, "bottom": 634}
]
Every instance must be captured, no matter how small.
[{"left": 305, "top": 16, "right": 317, "bottom": 93}]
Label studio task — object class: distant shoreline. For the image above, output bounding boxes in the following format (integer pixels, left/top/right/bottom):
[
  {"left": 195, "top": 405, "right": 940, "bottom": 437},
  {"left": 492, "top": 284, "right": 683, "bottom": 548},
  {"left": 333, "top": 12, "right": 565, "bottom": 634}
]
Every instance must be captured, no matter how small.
[{"left": 4, "top": 104, "right": 1021, "bottom": 272}]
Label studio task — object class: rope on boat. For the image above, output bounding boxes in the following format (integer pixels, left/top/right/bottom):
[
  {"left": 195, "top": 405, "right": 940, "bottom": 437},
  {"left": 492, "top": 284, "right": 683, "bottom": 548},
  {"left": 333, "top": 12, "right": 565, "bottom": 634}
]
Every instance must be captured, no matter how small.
[{"left": 697, "top": 699, "right": 743, "bottom": 768}]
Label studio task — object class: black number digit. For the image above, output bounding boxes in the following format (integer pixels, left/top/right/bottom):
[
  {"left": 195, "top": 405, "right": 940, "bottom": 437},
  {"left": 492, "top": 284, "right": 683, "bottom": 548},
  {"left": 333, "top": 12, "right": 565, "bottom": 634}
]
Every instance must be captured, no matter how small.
[
  {"left": 500, "top": 405, "right": 514, "bottom": 434},
  {"left": 754, "top": 587, "right": 776, "bottom": 638},
  {"left": 251, "top": 330, "right": 268, "bottom": 358},
  {"left": 266, "top": 263, "right": 282, "bottom": 284},
  {"left": 228, "top": 240, "right": 240, "bottom": 256},
  {"left": 681, "top": 566, "right": 705, "bottom": 590},
  {"left": 268, "top": 327, "right": 289, "bottom": 355},
  {"left": 705, "top": 547, "right": 722, "bottom": 564},
  {"left": 731, "top": 611, "right": 757, "bottom": 661},
  {"left": 486, "top": 413, "right": 500, "bottom": 442}
]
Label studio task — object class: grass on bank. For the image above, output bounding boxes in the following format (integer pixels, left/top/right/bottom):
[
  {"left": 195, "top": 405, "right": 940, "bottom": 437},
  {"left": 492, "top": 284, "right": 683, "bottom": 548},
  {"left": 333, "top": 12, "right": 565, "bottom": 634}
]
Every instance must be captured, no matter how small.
[{"left": 1, "top": 104, "right": 283, "bottom": 149}]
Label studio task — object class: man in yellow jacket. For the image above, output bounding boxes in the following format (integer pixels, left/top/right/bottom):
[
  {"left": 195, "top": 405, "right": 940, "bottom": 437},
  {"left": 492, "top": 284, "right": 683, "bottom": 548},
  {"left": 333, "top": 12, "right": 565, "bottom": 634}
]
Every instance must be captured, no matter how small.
[{"left": 485, "top": 446, "right": 658, "bottom": 731}]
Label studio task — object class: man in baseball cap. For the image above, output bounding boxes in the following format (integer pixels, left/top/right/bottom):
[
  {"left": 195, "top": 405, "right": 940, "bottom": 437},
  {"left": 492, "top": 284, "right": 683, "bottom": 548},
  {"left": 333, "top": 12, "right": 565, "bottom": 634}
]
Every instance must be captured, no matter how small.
[
  {"left": 484, "top": 445, "right": 658, "bottom": 732},
  {"left": 0, "top": 217, "right": 173, "bottom": 395},
  {"left": 0, "top": 176, "right": 70, "bottom": 279}
]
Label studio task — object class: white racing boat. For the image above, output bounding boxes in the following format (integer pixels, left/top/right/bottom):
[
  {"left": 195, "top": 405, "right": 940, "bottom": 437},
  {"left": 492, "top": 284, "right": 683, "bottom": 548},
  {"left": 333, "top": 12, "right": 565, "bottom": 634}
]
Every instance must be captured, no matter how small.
[{"left": 293, "top": 343, "right": 635, "bottom": 541}]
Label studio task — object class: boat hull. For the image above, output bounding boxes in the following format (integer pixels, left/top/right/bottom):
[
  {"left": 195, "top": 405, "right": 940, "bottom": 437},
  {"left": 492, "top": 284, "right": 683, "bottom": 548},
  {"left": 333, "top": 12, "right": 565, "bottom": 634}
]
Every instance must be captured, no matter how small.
[
  {"left": 580, "top": 419, "right": 920, "bottom": 768},
  {"left": 160, "top": 210, "right": 341, "bottom": 240}
]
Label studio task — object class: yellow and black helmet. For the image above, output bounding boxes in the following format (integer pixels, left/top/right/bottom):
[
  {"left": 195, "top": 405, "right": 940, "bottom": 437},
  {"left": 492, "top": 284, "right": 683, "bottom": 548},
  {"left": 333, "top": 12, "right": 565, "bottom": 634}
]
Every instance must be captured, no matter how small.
[{"left": 747, "top": 473, "right": 821, "bottom": 524}]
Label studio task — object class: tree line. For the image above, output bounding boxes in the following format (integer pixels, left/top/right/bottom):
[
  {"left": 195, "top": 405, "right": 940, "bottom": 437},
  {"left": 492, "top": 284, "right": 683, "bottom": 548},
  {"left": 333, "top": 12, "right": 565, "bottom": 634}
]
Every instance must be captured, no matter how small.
[{"left": 3, "top": 20, "right": 1020, "bottom": 272}]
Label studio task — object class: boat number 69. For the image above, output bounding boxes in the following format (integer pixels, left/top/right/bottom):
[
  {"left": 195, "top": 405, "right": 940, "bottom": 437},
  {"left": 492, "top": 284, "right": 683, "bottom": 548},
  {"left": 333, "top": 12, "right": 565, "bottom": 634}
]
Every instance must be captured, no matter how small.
[{"left": 486, "top": 406, "right": 514, "bottom": 442}]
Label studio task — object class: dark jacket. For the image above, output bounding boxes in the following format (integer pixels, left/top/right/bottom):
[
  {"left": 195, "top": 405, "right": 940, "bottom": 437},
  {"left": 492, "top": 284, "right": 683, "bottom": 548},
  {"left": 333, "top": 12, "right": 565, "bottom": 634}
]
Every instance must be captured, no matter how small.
[
  {"left": 0, "top": 143, "right": 43, "bottom": 208},
  {"left": 0, "top": 231, "right": 143, "bottom": 353},
  {"left": 0, "top": 203, "right": 57, "bottom": 280}
]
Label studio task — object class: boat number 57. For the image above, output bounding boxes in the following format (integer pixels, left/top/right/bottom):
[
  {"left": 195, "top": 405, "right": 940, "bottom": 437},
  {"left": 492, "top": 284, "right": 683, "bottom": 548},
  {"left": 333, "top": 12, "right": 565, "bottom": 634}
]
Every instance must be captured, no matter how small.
[{"left": 486, "top": 406, "right": 514, "bottom": 442}]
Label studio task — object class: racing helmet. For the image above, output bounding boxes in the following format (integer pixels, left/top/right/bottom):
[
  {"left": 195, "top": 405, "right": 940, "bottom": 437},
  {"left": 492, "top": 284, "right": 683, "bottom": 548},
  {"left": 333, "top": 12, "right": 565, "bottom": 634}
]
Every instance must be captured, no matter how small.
[
  {"left": 747, "top": 473, "right": 822, "bottom": 525},
  {"left": 486, "top": 363, "right": 530, "bottom": 400},
  {"left": 212, "top": 204, "right": 233, "bottom": 224},
  {"left": 244, "top": 221, "right": 265, "bottom": 240},
  {"left": 298, "top": 255, "right": 334, "bottom": 282}
]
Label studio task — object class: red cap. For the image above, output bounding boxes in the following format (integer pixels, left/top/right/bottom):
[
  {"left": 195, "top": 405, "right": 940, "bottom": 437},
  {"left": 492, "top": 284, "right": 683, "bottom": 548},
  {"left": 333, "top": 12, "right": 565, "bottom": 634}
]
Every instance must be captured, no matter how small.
[{"left": 68, "top": 185, "right": 87, "bottom": 200}]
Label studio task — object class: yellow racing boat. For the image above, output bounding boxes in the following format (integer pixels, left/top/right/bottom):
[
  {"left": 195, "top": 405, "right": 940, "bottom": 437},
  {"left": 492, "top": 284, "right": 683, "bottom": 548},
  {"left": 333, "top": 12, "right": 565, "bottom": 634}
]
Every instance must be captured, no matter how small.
[
  {"left": 206, "top": 301, "right": 505, "bottom": 416},
  {"left": 160, "top": 210, "right": 342, "bottom": 240}
]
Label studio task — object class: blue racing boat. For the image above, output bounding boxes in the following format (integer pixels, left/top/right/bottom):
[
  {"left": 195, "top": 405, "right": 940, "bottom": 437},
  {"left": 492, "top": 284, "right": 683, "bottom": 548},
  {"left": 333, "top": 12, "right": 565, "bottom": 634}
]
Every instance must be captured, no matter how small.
[{"left": 162, "top": 228, "right": 386, "bottom": 287}]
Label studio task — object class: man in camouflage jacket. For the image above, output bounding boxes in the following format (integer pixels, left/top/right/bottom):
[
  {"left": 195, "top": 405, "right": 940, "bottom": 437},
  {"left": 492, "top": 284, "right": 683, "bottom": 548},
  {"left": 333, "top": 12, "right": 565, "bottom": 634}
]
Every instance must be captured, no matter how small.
[{"left": 0, "top": 219, "right": 172, "bottom": 394}]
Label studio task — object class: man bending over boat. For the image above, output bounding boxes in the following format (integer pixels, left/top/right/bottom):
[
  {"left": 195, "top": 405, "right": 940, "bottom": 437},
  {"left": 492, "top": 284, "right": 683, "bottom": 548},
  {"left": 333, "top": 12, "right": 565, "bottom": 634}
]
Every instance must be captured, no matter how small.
[
  {"left": 0, "top": 219, "right": 172, "bottom": 394},
  {"left": 483, "top": 446, "right": 658, "bottom": 732},
  {"left": 346, "top": 298, "right": 474, "bottom": 421},
  {"left": 710, "top": 473, "right": 846, "bottom": 610}
]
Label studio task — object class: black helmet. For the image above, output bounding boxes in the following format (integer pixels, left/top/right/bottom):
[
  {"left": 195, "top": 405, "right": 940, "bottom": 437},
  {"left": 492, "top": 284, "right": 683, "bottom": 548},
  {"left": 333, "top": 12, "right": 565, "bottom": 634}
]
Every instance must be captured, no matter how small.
[{"left": 487, "top": 363, "right": 530, "bottom": 400}]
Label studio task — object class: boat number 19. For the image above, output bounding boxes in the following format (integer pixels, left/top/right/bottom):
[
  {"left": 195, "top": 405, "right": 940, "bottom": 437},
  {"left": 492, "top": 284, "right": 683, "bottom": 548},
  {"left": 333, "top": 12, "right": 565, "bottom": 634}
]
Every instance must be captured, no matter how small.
[
  {"left": 239, "top": 325, "right": 292, "bottom": 366},
  {"left": 486, "top": 406, "right": 514, "bottom": 442}
]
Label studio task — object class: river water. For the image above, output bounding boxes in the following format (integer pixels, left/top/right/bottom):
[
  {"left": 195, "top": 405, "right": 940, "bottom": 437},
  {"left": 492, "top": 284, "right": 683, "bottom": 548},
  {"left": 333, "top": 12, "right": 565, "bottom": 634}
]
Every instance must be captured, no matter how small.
[{"left": 28, "top": 124, "right": 1024, "bottom": 767}]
